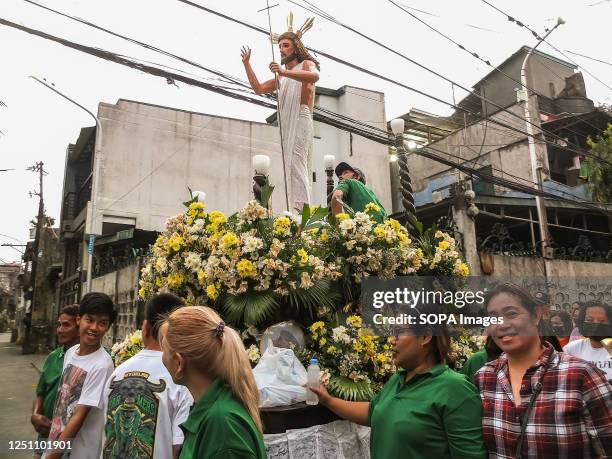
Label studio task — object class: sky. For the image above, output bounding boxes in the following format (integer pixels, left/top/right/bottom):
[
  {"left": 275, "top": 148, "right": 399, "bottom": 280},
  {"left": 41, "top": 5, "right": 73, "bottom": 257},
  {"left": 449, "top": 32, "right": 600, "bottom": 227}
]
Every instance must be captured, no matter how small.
[{"left": 0, "top": 0, "right": 610, "bottom": 263}]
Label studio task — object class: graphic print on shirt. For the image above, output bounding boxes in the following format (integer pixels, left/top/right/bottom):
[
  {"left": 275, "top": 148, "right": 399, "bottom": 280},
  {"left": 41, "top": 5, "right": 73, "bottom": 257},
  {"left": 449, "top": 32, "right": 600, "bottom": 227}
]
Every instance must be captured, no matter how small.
[
  {"left": 103, "top": 371, "right": 166, "bottom": 459},
  {"left": 48, "top": 364, "right": 88, "bottom": 440}
]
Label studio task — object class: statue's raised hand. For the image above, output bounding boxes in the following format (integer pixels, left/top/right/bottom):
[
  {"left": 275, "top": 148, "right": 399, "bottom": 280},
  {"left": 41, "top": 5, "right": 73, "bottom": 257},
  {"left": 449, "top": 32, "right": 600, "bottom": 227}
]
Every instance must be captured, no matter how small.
[{"left": 241, "top": 46, "right": 252, "bottom": 64}]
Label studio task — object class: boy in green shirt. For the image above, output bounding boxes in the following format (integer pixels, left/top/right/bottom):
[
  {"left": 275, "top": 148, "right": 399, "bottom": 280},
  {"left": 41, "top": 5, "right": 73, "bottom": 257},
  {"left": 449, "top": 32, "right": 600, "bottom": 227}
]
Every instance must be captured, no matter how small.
[
  {"left": 31, "top": 304, "right": 80, "bottom": 456},
  {"left": 331, "top": 162, "right": 387, "bottom": 222}
]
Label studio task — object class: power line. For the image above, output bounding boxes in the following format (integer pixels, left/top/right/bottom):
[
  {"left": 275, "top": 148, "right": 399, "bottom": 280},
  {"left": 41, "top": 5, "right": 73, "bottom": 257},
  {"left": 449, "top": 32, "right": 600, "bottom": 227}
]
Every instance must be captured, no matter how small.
[
  {"left": 563, "top": 49, "right": 612, "bottom": 67},
  {"left": 286, "top": 0, "right": 608, "bottom": 162},
  {"left": 480, "top": 0, "right": 612, "bottom": 91},
  {"left": 2, "top": 16, "right": 608, "bottom": 215}
]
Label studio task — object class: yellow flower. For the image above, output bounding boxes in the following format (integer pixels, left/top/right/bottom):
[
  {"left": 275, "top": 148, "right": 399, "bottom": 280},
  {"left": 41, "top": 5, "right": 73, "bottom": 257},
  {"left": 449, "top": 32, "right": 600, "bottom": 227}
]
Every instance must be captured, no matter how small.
[
  {"left": 318, "top": 229, "right": 329, "bottom": 243},
  {"left": 373, "top": 226, "right": 385, "bottom": 239},
  {"left": 310, "top": 321, "right": 325, "bottom": 334},
  {"left": 138, "top": 287, "right": 146, "bottom": 298},
  {"left": 353, "top": 342, "right": 364, "bottom": 352},
  {"left": 319, "top": 337, "right": 327, "bottom": 346},
  {"left": 155, "top": 277, "right": 163, "bottom": 288},
  {"left": 166, "top": 235, "right": 184, "bottom": 252},
  {"left": 376, "top": 353, "right": 387, "bottom": 364},
  {"left": 206, "top": 284, "right": 219, "bottom": 300},
  {"left": 327, "top": 345, "right": 336, "bottom": 354},
  {"left": 346, "top": 315, "right": 362, "bottom": 328},
  {"left": 455, "top": 262, "right": 470, "bottom": 277},
  {"left": 167, "top": 272, "right": 184, "bottom": 288},
  {"left": 387, "top": 219, "right": 401, "bottom": 232},
  {"left": 209, "top": 210, "right": 226, "bottom": 224},
  {"left": 131, "top": 335, "right": 141, "bottom": 346},
  {"left": 221, "top": 232, "right": 239, "bottom": 250},
  {"left": 335, "top": 213, "right": 350, "bottom": 222},
  {"left": 272, "top": 216, "right": 291, "bottom": 235},
  {"left": 398, "top": 232, "right": 410, "bottom": 246},
  {"left": 197, "top": 270, "right": 206, "bottom": 284},
  {"left": 296, "top": 248, "right": 309, "bottom": 266},
  {"left": 438, "top": 240, "right": 450, "bottom": 250},
  {"left": 236, "top": 259, "right": 257, "bottom": 278},
  {"left": 364, "top": 203, "right": 381, "bottom": 213}
]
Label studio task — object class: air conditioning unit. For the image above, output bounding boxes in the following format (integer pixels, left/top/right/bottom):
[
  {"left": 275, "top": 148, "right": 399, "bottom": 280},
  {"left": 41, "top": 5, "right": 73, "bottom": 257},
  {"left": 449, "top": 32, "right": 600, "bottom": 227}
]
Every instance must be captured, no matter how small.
[{"left": 29, "top": 228, "right": 36, "bottom": 240}]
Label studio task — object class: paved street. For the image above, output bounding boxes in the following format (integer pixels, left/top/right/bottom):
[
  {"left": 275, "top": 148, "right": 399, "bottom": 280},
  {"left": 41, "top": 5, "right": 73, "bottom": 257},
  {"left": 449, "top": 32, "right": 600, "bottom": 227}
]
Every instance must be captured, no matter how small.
[{"left": 0, "top": 333, "right": 47, "bottom": 459}]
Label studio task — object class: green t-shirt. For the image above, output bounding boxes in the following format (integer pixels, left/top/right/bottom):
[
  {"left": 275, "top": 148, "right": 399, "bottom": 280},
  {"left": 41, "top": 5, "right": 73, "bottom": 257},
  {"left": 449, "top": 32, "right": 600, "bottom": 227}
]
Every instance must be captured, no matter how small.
[
  {"left": 460, "top": 350, "right": 489, "bottom": 380},
  {"left": 368, "top": 363, "right": 486, "bottom": 459},
  {"left": 179, "top": 378, "right": 266, "bottom": 459},
  {"left": 35, "top": 346, "right": 66, "bottom": 420},
  {"left": 335, "top": 179, "right": 387, "bottom": 222}
]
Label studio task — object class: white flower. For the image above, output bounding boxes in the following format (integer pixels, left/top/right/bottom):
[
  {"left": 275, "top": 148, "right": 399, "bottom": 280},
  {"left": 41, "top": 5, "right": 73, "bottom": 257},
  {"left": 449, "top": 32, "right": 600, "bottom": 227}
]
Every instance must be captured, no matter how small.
[
  {"left": 331, "top": 325, "right": 351, "bottom": 345},
  {"left": 184, "top": 252, "right": 202, "bottom": 272},
  {"left": 300, "top": 271, "right": 313, "bottom": 289},
  {"left": 241, "top": 235, "right": 264, "bottom": 254},
  {"left": 246, "top": 344, "right": 261, "bottom": 363}
]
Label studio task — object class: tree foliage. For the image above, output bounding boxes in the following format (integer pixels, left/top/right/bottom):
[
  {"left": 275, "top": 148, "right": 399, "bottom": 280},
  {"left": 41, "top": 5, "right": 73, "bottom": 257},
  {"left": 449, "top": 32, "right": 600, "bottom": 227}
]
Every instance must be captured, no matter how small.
[{"left": 584, "top": 124, "right": 612, "bottom": 203}]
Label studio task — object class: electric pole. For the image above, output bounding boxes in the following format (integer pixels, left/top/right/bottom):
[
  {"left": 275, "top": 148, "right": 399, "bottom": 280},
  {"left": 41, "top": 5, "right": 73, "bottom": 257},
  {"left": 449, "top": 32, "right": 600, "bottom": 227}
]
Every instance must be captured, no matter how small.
[{"left": 26, "top": 161, "right": 47, "bottom": 316}]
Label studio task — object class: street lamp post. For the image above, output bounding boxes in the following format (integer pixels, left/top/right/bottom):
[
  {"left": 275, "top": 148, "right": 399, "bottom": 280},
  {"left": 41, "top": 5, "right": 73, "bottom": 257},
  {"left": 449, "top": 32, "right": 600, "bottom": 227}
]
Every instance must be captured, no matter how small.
[
  {"left": 518, "top": 18, "right": 564, "bottom": 263},
  {"left": 30, "top": 76, "right": 102, "bottom": 293},
  {"left": 252, "top": 155, "right": 271, "bottom": 211},
  {"left": 390, "top": 118, "right": 416, "bottom": 226},
  {"left": 324, "top": 155, "right": 335, "bottom": 207}
]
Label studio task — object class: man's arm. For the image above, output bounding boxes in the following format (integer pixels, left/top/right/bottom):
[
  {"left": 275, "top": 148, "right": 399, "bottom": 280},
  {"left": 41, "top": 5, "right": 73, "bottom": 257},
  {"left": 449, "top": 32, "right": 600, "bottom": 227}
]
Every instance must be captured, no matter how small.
[
  {"left": 581, "top": 365, "right": 612, "bottom": 456},
  {"left": 45, "top": 405, "right": 91, "bottom": 459},
  {"left": 271, "top": 60, "right": 319, "bottom": 84},
  {"left": 31, "top": 396, "right": 51, "bottom": 435},
  {"left": 241, "top": 46, "right": 276, "bottom": 94},
  {"left": 331, "top": 189, "right": 344, "bottom": 216}
]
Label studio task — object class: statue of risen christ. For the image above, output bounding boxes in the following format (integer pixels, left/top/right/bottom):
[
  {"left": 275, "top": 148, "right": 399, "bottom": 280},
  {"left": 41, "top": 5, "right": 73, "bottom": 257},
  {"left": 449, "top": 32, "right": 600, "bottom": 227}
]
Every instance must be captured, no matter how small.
[{"left": 241, "top": 26, "right": 320, "bottom": 211}]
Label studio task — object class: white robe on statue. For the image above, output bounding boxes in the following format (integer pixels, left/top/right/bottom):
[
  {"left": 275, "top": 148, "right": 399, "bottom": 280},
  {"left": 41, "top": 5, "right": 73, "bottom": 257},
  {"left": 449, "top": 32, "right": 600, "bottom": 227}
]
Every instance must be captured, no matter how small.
[{"left": 278, "top": 61, "right": 313, "bottom": 210}]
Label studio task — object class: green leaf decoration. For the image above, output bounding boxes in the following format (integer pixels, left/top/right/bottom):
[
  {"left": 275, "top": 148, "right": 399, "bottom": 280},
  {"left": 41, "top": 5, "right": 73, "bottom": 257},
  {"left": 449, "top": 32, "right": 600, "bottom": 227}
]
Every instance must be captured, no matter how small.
[
  {"left": 223, "top": 290, "right": 279, "bottom": 327},
  {"left": 286, "top": 278, "right": 340, "bottom": 322},
  {"left": 303, "top": 206, "right": 329, "bottom": 230},
  {"left": 182, "top": 187, "right": 197, "bottom": 208},
  {"left": 327, "top": 375, "right": 374, "bottom": 401},
  {"left": 259, "top": 183, "right": 275, "bottom": 208},
  {"left": 300, "top": 204, "right": 311, "bottom": 228}
]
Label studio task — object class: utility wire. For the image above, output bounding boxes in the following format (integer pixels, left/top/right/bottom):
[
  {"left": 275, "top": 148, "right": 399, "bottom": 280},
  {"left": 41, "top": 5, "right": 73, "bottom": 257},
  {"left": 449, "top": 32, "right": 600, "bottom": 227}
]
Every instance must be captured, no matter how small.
[
  {"left": 2, "top": 16, "right": 608, "bottom": 215},
  {"left": 480, "top": 0, "right": 612, "bottom": 91},
  {"left": 287, "top": 0, "right": 608, "bottom": 161}
]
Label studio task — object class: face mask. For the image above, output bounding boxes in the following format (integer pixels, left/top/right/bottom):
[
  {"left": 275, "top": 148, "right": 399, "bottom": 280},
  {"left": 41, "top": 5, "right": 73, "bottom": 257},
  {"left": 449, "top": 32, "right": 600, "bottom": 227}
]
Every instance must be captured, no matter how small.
[
  {"left": 581, "top": 322, "right": 612, "bottom": 339},
  {"left": 551, "top": 325, "right": 567, "bottom": 336}
]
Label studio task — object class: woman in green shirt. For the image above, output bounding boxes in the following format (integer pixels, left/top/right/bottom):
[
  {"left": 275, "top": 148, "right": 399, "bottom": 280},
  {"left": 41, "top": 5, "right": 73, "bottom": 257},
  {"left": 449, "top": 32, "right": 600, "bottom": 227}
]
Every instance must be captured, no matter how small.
[
  {"left": 311, "top": 322, "right": 486, "bottom": 459},
  {"left": 160, "top": 306, "right": 266, "bottom": 459}
]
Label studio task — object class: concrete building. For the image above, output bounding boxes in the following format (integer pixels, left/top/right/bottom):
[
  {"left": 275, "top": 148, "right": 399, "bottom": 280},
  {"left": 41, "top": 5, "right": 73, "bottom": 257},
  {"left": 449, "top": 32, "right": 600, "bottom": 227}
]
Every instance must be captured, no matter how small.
[
  {"left": 0, "top": 263, "right": 22, "bottom": 335},
  {"left": 58, "top": 85, "right": 390, "bottom": 342},
  {"left": 394, "top": 46, "right": 612, "bottom": 305}
]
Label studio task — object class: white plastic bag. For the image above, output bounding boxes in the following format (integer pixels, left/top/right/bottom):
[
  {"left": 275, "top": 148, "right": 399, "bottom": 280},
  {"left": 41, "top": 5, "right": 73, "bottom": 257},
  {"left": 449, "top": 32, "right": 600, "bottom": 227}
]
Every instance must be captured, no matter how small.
[{"left": 253, "top": 346, "right": 308, "bottom": 407}]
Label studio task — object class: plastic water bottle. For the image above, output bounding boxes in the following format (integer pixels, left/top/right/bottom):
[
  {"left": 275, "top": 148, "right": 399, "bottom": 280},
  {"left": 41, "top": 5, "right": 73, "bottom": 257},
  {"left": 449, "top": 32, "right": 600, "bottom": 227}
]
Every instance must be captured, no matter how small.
[{"left": 306, "top": 358, "right": 320, "bottom": 405}]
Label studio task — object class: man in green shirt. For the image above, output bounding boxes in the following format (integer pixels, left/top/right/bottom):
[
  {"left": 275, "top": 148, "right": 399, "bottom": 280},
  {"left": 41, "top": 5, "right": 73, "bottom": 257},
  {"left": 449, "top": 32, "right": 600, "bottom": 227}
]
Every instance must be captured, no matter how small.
[
  {"left": 331, "top": 162, "right": 387, "bottom": 222},
  {"left": 31, "top": 304, "right": 80, "bottom": 455}
]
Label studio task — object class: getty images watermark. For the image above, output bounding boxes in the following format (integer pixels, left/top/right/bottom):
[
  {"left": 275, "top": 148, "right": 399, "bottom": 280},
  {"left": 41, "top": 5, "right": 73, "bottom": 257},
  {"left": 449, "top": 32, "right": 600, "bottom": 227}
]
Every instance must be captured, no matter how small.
[{"left": 359, "top": 276, "right": 612, "bottom": 336}]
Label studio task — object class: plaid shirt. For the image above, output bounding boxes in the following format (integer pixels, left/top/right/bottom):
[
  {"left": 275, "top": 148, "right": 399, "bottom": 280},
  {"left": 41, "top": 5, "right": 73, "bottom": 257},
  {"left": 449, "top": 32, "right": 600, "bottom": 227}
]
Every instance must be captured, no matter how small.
[{"left": 474, "top": 343, "right": 612, "bottom": 458}]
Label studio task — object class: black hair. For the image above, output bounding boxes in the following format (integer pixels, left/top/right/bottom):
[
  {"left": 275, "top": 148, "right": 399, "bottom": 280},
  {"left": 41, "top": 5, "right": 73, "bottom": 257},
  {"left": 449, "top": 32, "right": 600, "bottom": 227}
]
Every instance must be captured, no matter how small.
[
  {"left": 145, "top": 293, "right": 184, "bottom": 339},
  {"left": 483, "top": 283, "right": 538, "bottom": 316},
  {"left": 550, "top": 310, "right": 573, "bottom": 334},
  {"left": 577, "top": 301, "right": 611, "bottom": 335},
  {"left": 59, "top": 304, "right": 79, "bottom": 318},
  {"left": 79, "top": 292, "right": 116, "bottom": 324}
]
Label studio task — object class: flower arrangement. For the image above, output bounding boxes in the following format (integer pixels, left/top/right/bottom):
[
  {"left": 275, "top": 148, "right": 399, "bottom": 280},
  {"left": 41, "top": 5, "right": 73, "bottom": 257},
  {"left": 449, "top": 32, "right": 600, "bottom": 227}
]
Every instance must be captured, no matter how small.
[
  {"left": 138, "top": 192, "right": 474, "bottom": 401},
  {"left": 449, "top": 333, "right": 487, "bottom": 370},
  {"left": 304, "top": 315, "right": 395, "bottom": 401},
  {"left": 139, "top": 200, "right": 342, "bottom": 329},
  {"left": 110, "top": 330, "right": 143, "bottom": 367}
]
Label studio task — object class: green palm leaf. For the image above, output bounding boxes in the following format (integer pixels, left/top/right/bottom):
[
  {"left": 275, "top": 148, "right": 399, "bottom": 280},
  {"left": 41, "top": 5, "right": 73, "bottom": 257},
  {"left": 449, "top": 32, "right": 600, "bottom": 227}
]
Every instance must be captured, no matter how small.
[
  {"left": 222, "top": 290, "right": 279, "bottom": 327},
  {"left": 327, "top": 375, "right": 374, "bottom": 401},
  {"left": 286, "top": 278, "right": 340, "bottom": 321}
]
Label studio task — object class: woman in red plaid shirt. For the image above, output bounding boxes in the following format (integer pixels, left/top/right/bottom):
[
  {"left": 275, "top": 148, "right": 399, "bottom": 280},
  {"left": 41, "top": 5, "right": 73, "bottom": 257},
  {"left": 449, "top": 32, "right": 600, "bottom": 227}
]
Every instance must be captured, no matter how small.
[{"left": 474, "top": 283, "right": 612, "bottom": 458}]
